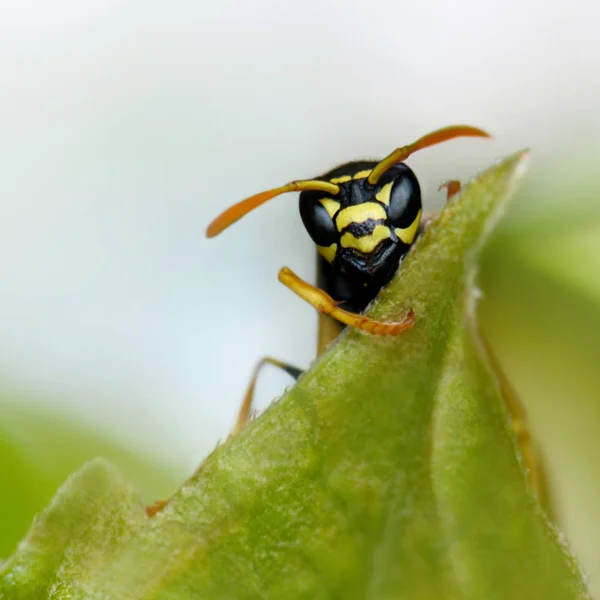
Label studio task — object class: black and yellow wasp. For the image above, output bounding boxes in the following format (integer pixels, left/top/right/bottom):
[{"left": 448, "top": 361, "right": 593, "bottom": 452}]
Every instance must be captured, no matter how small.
[
  {"left": 205, "top": 125, "right": 488, "bottom": 433},
  {"left": 145, "top": 125, "right": 550, "bottom": 517}
]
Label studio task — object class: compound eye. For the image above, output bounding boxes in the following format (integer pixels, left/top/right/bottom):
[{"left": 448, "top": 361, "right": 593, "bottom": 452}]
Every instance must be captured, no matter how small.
[
  {"left": 382, "top": 166, "right": 422, "bottom": 229},
  {"left": 299, "top": 193, "right": 339, "bottom": 247}
]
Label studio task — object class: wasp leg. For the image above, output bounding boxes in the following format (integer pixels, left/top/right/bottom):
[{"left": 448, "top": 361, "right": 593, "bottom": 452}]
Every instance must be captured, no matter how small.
[
  {"left": 439, "top": 179, "right": 462, "bottom": 201},
  {"left": 145, "top": 356, "right": 303, "bottom": 518},
  {"left": 420, "top": 180, "right": 463, "bottom": 233},
  {"left": 477, "top": 327, "right": 555, "bottom": 518},
  {"left": 145, "top": 498, "right": 169, "bottom": 518},
  {"left": 232, "top": 356, "right": 303, "bottom": 436},
  {"left": 279, "top": 267, "right": 415, "bottom": 336},
  {"left": 428, "top": 179, "right": 552, "bottom": 513}
]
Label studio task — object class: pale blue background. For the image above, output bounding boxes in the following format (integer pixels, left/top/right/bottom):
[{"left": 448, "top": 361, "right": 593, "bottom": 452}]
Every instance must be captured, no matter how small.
[{"left": 1, "top": 0, "right": 599, "bottom": 474}]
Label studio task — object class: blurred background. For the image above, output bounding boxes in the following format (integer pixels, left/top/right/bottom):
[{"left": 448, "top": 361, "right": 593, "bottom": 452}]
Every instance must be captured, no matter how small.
[{"left": 1, "top": 0, "right": 599, "bottom": 594}]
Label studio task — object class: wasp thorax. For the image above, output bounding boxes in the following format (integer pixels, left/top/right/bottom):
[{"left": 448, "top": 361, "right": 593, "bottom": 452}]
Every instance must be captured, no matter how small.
[{"left": 299, "top": 162, "right": 422, "bottom": 285}]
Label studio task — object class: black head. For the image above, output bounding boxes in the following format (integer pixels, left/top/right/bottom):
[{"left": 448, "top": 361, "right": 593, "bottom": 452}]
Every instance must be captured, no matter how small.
[
  {"left": 299, "top": 160, "right": 422, "bottom": 291},
  {"left": 206, "top": 126, "right": 488, "bottom": 244},
  {"left": 206, "top": 125, "right": 489, "bottom": 307}
]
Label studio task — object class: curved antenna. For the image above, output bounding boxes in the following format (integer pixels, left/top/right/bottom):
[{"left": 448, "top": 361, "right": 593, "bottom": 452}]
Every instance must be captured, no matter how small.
[
  {"left": 368, "top": 125, "right": 491, "bottom": 186},
  {"left": 206, "top": 180, "right": 340, "bottom": 238}
]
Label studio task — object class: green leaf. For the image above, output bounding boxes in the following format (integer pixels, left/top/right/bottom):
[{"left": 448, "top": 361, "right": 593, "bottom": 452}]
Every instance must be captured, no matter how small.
[
  {"left": 0, "top": 151, "right": 590, "bottom": 599},
  {"left": 480, "top": 213, "right": 600, "bottom": 599},
  {"left": 0, "top": 399, "right": 175, "bottom": 559},
  {"left": 0, "top": 459, "right": 146, "bottom": 599}
]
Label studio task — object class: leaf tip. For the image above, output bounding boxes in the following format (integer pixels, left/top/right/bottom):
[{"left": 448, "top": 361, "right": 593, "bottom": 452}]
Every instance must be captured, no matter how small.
[{"left": 513, "top": 148, "right": 532, "bottom": 178}]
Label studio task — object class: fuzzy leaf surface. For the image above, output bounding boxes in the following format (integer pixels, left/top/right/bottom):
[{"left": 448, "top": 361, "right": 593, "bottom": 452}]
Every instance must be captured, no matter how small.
[{"left": 0, "top": 152, "right": 590, "bottom": 600}]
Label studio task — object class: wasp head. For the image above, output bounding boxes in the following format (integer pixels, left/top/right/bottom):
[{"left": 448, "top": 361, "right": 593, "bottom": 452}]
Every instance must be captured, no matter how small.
[{"left": 299, "top": 161, "right": 422, "bottom": 292}]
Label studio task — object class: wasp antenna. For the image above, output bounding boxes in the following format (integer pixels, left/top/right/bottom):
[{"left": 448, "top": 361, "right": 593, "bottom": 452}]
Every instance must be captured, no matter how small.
[
  {"left": 368, "top": 125, "right": 491, "bottom": 186},
  {"left": 206, "top": 180, "right": 340, "bottom": 238}
]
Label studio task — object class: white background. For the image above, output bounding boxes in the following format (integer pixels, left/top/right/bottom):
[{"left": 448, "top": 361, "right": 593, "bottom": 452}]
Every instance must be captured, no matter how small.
[{"left": 1, "top": 0, "right": 599, "bottom": 474}]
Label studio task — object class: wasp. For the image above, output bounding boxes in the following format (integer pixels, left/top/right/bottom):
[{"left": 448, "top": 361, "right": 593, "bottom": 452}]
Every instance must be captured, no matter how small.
[
  {"left": 146, "top": 125, "right": 551, "bottom": 517},
  {"left": 205, "top": 125, "right": 489, "bottom": 434}
]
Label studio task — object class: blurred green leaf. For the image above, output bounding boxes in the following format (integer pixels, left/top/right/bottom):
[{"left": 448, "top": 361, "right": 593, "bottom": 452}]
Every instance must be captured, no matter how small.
[
  {"left": 0, "top": 459, "right": 145, "bottom": 599},
  {"left": 0, "top": 152, "right": 590, "bottom": 599},
  {"left": 496, "top": 150, "right": 600, "bottom": 234},
  {"left": 514, "top": 220, "right": 600, "bottom": 305},
  {"left": 0, "top": 398, "right": 175, "bottom": 559},
  {"left": 481, "top": 211, "right": 600, "bottom": 600}
]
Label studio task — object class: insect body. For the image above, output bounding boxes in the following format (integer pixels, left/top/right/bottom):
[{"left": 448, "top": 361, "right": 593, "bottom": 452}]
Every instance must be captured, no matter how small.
[
  {"left": 145, "top": 125, "right": 551, "bottom": 519},
  {"left": 300, "top": 160, "right": 422, "bottom": 316},
  {"left": 207, "top": 125, "right": 489, "bottom": 344},
  {"left": 205, "top": 125, "right": 490, "bottom": 431}
]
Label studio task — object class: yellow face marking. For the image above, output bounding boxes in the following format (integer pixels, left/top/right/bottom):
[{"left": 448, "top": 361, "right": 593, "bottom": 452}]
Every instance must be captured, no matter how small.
[
  {"left": 395, "top": 209, "right": 422, "bottom": 244},
  {"left": 340, "top": 225, "right": 392, "bottom": 253},
  {"left": 316, "top": 243, "right": 337, "bottom": 263},
  {"left": 335, "top": 203, "right": 387, "bottom": 231},
  {"left": 375, "top": 181, "right": 394, "bottom": 206},
  {"left": 329, "top": 175, "right": 352, "bottom": 184},
  {"left": 353, "top": 169, "right": 373, "bottom": 180},
  {"left": 319, "top": 198, "right": 341, "bottom": 219}
]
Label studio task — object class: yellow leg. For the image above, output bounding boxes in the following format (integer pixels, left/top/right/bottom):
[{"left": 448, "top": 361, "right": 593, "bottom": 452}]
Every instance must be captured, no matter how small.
[
  {"left": 433, "top": 183, "right": 553, "bottom": 513},
  {"left": 145, "top": 498, "right": 168, "bottom": 518},
  {"left": 145, "top": 356, "right": 302, "bottom": 518},
  {"left": 232, "top": 356, "right": 303, "bottom": 436},
  {"left": 477, "top": 328, "right": 554, "bottom": 518},
  {"left": 439, "top": 179, "right": 462, "bottom": 201},
  {"left": 420, "top": 180, "right": 462, "bottom": 233},
  {"left": 278, "top": 267, "right": 415, "bottom": 336}
]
